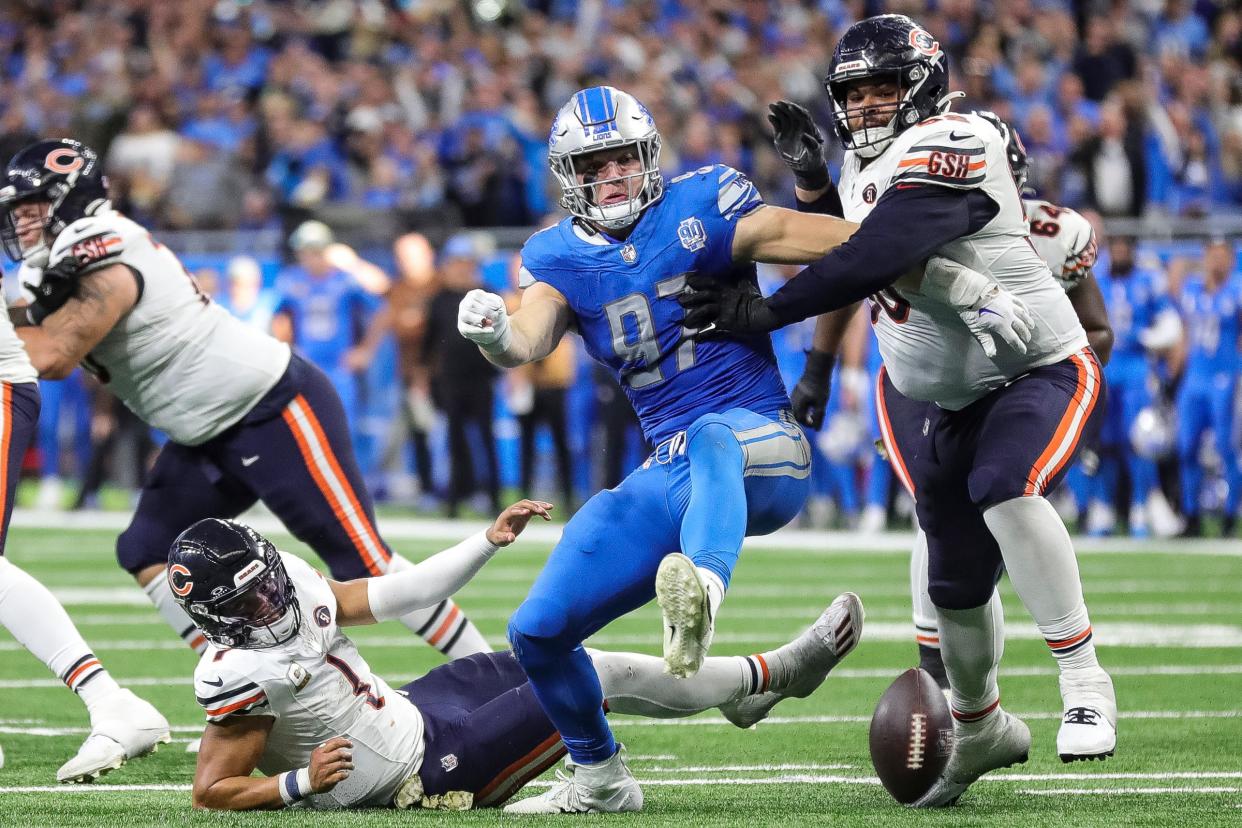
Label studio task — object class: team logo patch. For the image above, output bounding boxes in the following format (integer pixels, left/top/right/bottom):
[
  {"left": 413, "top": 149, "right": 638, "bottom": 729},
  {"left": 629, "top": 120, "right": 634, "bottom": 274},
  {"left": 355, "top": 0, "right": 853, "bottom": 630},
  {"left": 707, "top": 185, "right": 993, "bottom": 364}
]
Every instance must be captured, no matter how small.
[
  {"left": 677, "top": 217, "right": 707, "bottom": 252},
  {"left": 314, "top": 605, "right": 331, "bottom": 628},
  {"left": 168, "top": 564, "right": 194, "bottom": 597},
  {"left": 440, "top": 754, "right": 459, "bottom": 772},
  {"left": 621, "top": 243, "right": 638, "bottom": 264},
  {"left": 44, "top": 147, "right": 84, "bottom": 174},
  {"left": 863, "top": 183, "right": 878, "bottom": 204},
  {"left": 909, "top": 29, "right": 940, "bottom": 56}
]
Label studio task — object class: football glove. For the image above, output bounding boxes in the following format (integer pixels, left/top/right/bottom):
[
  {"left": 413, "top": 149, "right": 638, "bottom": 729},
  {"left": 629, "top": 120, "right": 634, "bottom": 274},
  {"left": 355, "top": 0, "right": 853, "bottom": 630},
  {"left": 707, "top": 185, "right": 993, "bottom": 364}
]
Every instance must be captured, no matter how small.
[
  {"left": 767, "top": 101, "right": 829, "bottom": 191},
  {"left": 457, "top": 289, "right": 512, "bottom": 353},
  {"left": 959, "top": 283, "right": 1034, "bottom": 358},
  {"left": 23, "top": 253, "right": 84, "bottom": 325},
  {"left": 678, "top": 273, "right": 780, "bottom": 336},
  {"left": 790, "top": 349, "right": 837, "bottom": 430}
]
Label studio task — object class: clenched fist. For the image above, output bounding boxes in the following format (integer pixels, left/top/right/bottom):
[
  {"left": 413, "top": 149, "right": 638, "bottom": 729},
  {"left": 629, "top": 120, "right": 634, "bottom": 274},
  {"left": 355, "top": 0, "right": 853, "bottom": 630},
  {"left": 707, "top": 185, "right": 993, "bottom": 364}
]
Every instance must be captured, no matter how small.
[{"left": 457, "top": 289, "right": 512, "bottom": 352}]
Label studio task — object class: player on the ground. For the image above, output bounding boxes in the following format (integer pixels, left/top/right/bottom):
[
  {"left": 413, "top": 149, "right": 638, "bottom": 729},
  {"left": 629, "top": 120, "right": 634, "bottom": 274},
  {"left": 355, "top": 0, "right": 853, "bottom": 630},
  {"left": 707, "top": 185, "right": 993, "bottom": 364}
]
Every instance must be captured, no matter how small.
[
  {"left": 680, "top": 15, "right": 1118, "bottom": 806},
  {"left": 172, "top": 506, "right": 857, "bottom": 812},
  {"left": 0, "top": 139, "right": 489, "bottom": 662},
  {"left": 778, "top": 109, "right": 1114, "bottom": 692},
  {"left": 1174, "top": 238, "right": 1242, "bottom": 538},
  {"left": 0, "top": 235, "right": 168, "bottom": 782},
  {"left": 456, "top": 85, "right": 889, "bottom": 813}
]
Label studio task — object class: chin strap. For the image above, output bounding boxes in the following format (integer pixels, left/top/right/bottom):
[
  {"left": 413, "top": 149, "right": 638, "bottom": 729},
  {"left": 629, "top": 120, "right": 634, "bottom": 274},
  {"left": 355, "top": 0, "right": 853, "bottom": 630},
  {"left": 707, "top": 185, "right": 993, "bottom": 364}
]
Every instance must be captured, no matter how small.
[{"left": 935, "top": 91, "right": 966, "bottom": 113}]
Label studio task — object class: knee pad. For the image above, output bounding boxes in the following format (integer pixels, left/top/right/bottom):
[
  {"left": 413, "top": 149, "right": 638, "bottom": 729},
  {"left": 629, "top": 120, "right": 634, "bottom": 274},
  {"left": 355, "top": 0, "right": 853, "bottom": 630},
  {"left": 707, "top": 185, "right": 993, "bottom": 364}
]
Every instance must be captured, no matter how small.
[
  {"left": 115, "top": 522, "right": 171, "bottom": 576},
  {"left": 507, "top": 598, "right": 576, "bottom": 662},
  {"left": 967, "top": 466, "right": 1024, "bottom": 512},
  {"left": 928, "top": 564, "right": 1002, "bottom": 611}
]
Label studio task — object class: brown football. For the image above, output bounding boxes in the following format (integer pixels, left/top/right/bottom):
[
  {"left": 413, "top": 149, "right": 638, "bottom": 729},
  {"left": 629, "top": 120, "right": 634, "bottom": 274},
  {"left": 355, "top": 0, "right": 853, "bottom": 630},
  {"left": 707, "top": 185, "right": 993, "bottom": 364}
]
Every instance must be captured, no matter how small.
[{"left": 868, "top": 667, "right": 954, "bottom": 804}]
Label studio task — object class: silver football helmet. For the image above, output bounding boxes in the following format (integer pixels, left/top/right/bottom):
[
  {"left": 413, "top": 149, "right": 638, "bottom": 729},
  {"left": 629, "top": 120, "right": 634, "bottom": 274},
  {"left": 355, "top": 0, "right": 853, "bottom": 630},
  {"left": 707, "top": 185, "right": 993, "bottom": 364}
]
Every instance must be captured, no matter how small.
[{"left": 548, "top": 86, "right": 663, "bottom": 230}]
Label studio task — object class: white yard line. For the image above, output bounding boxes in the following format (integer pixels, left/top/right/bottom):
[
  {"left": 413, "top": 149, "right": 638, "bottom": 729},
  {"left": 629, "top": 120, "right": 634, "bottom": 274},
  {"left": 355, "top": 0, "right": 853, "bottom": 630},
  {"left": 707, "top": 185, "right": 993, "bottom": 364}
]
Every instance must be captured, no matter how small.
[
  {"left": 1020, "top": 787, "right": 1242, "bottom": 796},
  {"left": 12, "top": 507, "right": 1242, "bottom": 556}
]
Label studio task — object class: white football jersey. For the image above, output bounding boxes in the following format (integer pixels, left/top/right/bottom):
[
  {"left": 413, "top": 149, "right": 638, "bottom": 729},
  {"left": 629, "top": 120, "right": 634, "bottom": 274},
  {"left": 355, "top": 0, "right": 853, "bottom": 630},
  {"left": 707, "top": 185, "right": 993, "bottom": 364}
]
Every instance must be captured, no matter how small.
[
  {"left": 1023, "top": 198, "right": 1098, "bottom": 292},
  {"left": 0, "top": 270, "right": 36, "bottom": 384},
  {"left": 838, "top": 112, "right": 1088, "bottom": 410},
  {"left": 37, "top": 210, "right": 290, "bottom": 444},
  {"left": 193, "top": 554, "right": 424, "bottom": 809}
]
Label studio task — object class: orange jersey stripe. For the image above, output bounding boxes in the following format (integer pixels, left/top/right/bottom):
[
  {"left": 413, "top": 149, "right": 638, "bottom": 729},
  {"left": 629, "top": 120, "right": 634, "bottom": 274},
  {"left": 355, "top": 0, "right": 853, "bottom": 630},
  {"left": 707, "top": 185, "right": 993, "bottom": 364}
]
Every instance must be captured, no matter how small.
[
  {"left": 281, "top": 398, "right": 386, "bottom": 575},
  {"left": 476, "top": 731, "right": 564, "bottom": 802},
  {"left": 1024, "top": 350, "right": 1100, "bottom": 495},
  {"left": 915, "top": 634, "right": 940, "bottom": 645},
  {"left": 875, "top": 367, "right": 916, "bottom": 499},
  {"left": 1047, "top": 626, "right": 1093, "bottom": 649},
  {"left": 0, "top": 384, "right": 11, "bottom": 521},
  {"left": 207, "top": 690, "right": 266, "bottom": 717}
]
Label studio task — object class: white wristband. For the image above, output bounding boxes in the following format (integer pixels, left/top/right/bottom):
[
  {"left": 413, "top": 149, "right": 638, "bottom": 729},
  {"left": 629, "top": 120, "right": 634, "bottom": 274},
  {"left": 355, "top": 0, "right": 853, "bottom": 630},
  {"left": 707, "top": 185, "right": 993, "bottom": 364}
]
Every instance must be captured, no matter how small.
[{"left": 278, "top": 767, "right": 312, "bottom": 806}]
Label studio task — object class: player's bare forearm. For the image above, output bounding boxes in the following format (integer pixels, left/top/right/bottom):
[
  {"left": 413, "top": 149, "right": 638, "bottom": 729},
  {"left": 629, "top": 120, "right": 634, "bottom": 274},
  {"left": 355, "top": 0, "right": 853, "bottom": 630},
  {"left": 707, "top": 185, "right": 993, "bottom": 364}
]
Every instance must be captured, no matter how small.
[
  {"left": 810, "top": 303, "right": 861, "bottom": 356},
  {"left": 732, "top": 205, "right": 859, "bottom": 265},
  {"left": 479, "top": 284, "right": 571, "bottom": 368},
  {"left": 19, "top": 264, "right": 137, "bottom": 378},
  {"left": 193, "top": 718, "right": 276, "bottom": 810},
  {"left": 1068, "top": 272, "right": 1113, "bottom": 366}
]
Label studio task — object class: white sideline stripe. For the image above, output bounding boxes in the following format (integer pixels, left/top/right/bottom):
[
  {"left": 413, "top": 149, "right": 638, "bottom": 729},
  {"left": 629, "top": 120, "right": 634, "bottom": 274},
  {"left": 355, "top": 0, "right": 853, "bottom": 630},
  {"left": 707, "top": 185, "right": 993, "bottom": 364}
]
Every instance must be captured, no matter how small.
[
  {"left": 2, "top": 711, "right": 1238, "bottom": 737},
  {"left": 9, "top": 620, "right": 1240, "bottom": 651},
  {"left": 1021, "top": 787, "right": 1242, "bottom": 796},
  {"left": 12, "top": 507, "right": 1242, "bottom": 556},
  {"left": 6, "top": 662, "right": 1242, "bottom": 690}
]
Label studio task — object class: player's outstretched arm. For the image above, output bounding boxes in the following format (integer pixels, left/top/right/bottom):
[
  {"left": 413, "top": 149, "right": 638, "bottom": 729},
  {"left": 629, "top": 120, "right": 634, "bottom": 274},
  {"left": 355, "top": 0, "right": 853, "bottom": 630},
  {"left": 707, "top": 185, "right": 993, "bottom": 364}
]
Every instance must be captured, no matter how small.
[
  {"left": 16, "top": 262, "right": 138, "bottom": 378},
  {"left": 731, "top": 204, "right": 859, "bottom": 265},
  {"left": 1067, "top": 272, "right": 1113, "bottom": 365},
  {"left": 194, "top": 718, "right": 354, "bottom": 810},
  {"left": 458, "top": 281, "right": 572, "bottom": 368},
  {"left": 331, "top": 499, "right": 554, "bottom": 626},
  {"left": 788, "top": 303, "right": 861, "bottom": 429}
]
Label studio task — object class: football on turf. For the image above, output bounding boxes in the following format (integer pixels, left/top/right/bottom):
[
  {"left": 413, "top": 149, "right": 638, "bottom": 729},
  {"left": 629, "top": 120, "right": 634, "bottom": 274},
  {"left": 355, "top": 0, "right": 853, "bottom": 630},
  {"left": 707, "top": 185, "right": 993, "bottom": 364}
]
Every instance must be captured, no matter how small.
[{"left": 868, "top": 667, "right": 953, "bottom": 803}]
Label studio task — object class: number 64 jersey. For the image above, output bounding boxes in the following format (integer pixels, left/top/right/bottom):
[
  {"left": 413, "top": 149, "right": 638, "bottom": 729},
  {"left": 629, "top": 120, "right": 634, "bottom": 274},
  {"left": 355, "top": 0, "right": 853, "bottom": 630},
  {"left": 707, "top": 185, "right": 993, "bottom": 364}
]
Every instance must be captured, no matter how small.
[{"left": 838, "top": 112, "right": 1088, "bottom": 410}]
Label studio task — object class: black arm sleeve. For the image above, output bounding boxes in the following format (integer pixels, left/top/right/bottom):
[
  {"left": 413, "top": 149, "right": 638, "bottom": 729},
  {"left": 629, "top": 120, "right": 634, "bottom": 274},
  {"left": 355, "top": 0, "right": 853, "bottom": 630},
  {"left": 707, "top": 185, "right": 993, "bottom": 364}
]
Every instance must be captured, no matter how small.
[
  {"left": 796, "top": 186, "right": 844, "bottom": 218},
  {"left": 765, "top": 185, "right": 1000, "bottom": 326}
]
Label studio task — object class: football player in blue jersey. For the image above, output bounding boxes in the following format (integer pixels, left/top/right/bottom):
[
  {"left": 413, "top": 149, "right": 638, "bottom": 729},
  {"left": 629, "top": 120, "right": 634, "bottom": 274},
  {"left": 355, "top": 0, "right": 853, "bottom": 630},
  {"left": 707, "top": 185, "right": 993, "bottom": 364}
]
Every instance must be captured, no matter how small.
[
  {"left": 1175, "top": 239, "right": 1242, "bottom": 537},
  {"left": 457, "top": 86, "right": 875, "bottom": 813}
]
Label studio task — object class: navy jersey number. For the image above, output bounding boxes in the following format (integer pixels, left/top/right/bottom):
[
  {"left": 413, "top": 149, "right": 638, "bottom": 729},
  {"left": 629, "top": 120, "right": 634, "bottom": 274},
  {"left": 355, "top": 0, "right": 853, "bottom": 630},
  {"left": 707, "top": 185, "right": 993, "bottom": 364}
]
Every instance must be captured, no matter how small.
[{"left": 604, "top": 274, "right": 696, "bottom": 388}]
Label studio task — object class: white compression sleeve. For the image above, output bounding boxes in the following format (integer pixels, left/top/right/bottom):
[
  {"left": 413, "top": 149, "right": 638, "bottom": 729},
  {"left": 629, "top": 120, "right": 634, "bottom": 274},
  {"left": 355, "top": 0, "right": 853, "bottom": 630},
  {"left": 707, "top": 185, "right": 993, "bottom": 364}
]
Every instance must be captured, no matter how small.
[
  {"left": 920, "top": 255, "right": 993, "bottom": 309},
  {"left": 367, "top": 532, "right": 498, "bottom": 622}
]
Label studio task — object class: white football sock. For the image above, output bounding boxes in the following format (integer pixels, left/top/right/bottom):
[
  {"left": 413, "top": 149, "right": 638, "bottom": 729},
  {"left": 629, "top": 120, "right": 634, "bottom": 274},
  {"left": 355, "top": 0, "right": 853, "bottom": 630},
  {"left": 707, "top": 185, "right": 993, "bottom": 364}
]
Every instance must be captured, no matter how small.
[
  {"left": 936, "top": 599, "right": 1004, "bottom": 722},
  {"left": 143, "top": 572, "right": 208, "bottom": 654},
  {"left": 0, "top": 557, "right": 120, "bottom": 704},
  {"left": 696, "top": 566, "right": 725, "bottom": 621},
  {"left": 909, "top": 529, "right": 940, "bottom": 649},
  {"left": 386, "top": 554, "right": 492, "bottom": 658},
  {"left": 983, "top": 496, "right": 1100, "bottom": 673},
  {"left": 589, "top": 649, "right": 752, "bottom": 717}
]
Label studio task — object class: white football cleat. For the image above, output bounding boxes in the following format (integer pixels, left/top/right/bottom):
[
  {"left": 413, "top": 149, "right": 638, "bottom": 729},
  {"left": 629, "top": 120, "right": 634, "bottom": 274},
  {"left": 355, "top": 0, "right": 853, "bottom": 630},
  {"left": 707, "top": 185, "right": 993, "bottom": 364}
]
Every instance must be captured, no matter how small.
[
  {"left": 655, "top": 553, "right": 714, "bottom": 678},
  {"left": 1057, "top": 668, "right": 1117, "bottom": 762},
  {"left": 913, "top": 707, "right": 1030, "bottom": 808},
  {"left": 58, "top": 689, "right": 171, "bottom": 783},
  {"left": 503, "top": 747, "right": 643, "bottom": 814},
  {"left": 719, "top": 592, "right": 864, "bottom": 729}
]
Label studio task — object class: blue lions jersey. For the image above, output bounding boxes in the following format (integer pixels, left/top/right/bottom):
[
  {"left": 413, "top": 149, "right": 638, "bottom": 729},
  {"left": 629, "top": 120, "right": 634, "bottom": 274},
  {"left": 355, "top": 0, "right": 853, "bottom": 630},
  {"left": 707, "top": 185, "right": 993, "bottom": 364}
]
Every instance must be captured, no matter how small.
[
  {"left": 520, "top": 165, "right": 789, "bottom": 444},
  {"left": 1180, "top": 276, "right": 1242, "bottom": 376},
  {"left": 1095, "top": 265, "right": 1172, "bottom": 360}
]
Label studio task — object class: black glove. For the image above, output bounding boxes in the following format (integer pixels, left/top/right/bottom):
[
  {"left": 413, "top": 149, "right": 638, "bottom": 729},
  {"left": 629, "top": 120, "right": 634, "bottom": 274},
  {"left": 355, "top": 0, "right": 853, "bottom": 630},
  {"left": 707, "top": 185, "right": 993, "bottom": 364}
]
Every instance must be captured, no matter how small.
[
  {"left": 768, "top": 100, "right": 829, "bottom": 191},
  {"left": 678, "top": 273, "right": 781, "bottom": 335},
  {"left": 790, "top": 349, "right": 837, "bottom": 429},
  {"left": 23, "top": 253, "right": 83, "bottom": 325}
]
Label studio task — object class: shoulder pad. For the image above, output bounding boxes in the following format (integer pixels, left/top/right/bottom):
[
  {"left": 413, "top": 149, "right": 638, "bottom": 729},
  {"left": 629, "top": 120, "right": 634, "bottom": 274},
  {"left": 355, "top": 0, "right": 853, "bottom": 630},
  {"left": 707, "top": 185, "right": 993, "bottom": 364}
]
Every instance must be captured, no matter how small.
[
  {"left": 517, "top": 221, "right": 572, "bottom": 285},
  {"left": 669, "top": 164, "right": 764, "bottom": 222},
  {"left": 48, "top": 213, "right": 131, "bottom": 274},
  {"left": 892, "top": 115, "right": 988, "bottom": 189},
  {"left": 194, "top": 659, "right": 269, "bottom": 723}
]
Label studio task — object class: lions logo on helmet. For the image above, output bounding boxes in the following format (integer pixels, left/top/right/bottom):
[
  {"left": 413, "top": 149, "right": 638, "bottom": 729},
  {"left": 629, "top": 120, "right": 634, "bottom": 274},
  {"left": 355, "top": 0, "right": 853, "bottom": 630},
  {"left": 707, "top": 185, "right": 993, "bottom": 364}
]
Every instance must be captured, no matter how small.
[
  {"left": 825, "top": 15, "right": 951, "bottom": 159},
  {"left": 548, "top": 86, "right": 664, "bottom": 231}
]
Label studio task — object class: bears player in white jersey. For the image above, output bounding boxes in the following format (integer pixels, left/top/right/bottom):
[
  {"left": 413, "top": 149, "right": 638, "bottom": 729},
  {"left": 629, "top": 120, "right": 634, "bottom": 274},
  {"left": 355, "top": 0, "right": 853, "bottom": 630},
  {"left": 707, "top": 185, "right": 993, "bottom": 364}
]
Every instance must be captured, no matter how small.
[
  {"left": 777, "top": 108, "right": 1114, "bottom": 699},
  {"left": 0, "top": 140, "right": 490, "bottom": 664},
  {"left": 0, "top": 260, "right": 168, "bottom": 782},
  {"left": 681, "top": 15, "right": 1117, "bottom": 806},
  {"left": 169, "top": 504, "right": 854, "bottom": 811}
]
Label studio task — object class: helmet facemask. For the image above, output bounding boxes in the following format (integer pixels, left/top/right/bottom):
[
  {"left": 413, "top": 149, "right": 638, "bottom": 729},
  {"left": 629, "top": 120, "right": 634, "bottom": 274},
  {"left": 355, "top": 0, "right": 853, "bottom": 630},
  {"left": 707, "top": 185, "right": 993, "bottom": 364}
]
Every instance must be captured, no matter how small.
[
  {"left": 185, "top": 550, "right": 301, "bottom": 650},
  {"left": 550, "top": 134, "right": 663, "bottom": 231},
  {"left": 829, "top": 66, "right": 933, "bottom": 159},
  {"left": 0, "top": 178, "right": 76, "bottom": 268}
]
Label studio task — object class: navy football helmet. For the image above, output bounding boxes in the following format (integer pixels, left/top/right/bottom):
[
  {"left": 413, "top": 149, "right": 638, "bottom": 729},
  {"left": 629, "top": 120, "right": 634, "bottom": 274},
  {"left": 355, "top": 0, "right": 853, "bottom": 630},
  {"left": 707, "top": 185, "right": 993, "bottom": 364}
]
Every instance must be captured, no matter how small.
[
  {"left": 825, "top": 15, "right": 950, "bottom": 158},
  {"left": 0, "top": 139, "right": 109, "bottom": 266},
  {"left": 973, "top": 110, "right": 1031, "bottom": 192},
  {"left": 167, "top": 519, "right": 301, "bottom": 650}
]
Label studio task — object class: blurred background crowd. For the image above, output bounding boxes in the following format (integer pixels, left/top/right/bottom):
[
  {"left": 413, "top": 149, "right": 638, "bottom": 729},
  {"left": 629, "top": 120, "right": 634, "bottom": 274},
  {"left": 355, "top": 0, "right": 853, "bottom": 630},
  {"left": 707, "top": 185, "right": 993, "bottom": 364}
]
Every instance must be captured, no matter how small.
[{"left": 1, "top": 0, "right": 1240, "bottom": 536}]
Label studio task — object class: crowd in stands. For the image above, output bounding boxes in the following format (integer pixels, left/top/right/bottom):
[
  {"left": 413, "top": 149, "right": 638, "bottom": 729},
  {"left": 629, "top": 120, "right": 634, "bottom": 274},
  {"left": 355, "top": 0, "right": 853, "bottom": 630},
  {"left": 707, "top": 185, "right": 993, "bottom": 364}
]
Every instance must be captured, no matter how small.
[{"left": 2, "top": 0, "right": 1241, "bottom": 230}]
